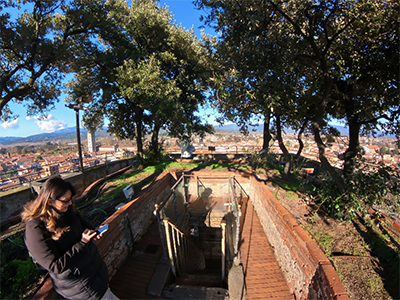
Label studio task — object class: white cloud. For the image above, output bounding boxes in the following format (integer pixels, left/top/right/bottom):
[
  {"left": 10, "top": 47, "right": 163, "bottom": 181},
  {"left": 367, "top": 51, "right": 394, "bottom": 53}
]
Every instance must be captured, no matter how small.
[
  {"left": 27, "top": 114, "right": 68, "bottom": 133},
  {"left": 1, "top": 119, "right": 19, "bottom": 130}
]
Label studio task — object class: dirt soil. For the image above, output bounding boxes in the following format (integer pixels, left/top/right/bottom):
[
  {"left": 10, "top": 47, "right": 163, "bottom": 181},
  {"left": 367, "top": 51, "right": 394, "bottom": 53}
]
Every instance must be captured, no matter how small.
[{"left": 258, "top": 170, "right": 400, "bottom": 300}]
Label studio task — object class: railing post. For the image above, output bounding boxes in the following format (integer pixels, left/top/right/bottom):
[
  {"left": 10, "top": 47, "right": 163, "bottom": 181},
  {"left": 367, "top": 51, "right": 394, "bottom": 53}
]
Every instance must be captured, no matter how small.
[
  {"left": 183, "top": 175, "right": 187, "bottom": 205},
  {"left": 235, "top": 204, "right": 241, "bottom": 257},
  {"left": 228, "top": 177, "right": 232, "bottom": 212},
  {"left": 221, "top": 220, "right": 227, "bottom": 281},
  {"left": 163, "top": 218, "right": 176, "bottom": 277},
  {"left": 172, "top": 227, "right": 179, "bottom": 275},
  {"left": 154, "top": 204, "right": 167, "bottom": 260},
  {"left": 173, "top": 191, "right": 178, "bottom": 223}
]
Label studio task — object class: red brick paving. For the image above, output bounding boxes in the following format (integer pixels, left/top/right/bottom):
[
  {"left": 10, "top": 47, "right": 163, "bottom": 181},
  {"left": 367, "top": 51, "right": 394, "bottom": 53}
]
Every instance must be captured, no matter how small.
[
  {"left": 109, "top": 221, "right": 167, "bottom": 300},
  {"left": 240, "top": 201, "right": 294, "bottom": 300}
]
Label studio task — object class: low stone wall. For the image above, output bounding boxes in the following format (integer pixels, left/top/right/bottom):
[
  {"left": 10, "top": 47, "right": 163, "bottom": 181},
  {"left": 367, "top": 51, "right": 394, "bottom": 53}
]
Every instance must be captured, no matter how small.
[
  {"left": 169, "top": 153, "right": 247, "bottom": 161},
  {"left": 32, "top": 171, "right": 176, "bottom": 300},
  {"left": 0, "top": 158, "right": 137, "bottom": 227},
  {"left": 0, "top": 186, "right": 35, "bottom": 227},
  {"left": 30, "top": 157, "right": 137, "bottom": 196},
  {"left": 248, "top": 175, "right": 348, "bottom": 300}
]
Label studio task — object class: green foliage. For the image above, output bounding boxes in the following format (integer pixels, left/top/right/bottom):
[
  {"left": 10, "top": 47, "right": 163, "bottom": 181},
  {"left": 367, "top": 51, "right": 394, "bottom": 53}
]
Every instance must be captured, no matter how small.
[
  {"left": 246, "top": 152, "right": 281, "bottom": 171},
  {"left": 273, "top": 178, "right": 299, "bottom": 193},
  {"left": 5, "top": 168, "right": 17, "bottom": 178},
  {"left": 1, "top": 0, "right": 111, "bottom": 121},
  {"left": 0, "top": 231, "right": 46, "bottom": 300},
  {"left": 207, "top": 162, "right": 237, "bottom": 170},
  {"left": 305, "top": 159, "right": 399, "bottom": 221},
  {"left": 9, "top": 259, "right": 38, "bottom": 295},
  {"left": 74, "top": 0, "right": 213, "bottom": 157},
  {"left": 196, "top": 0, "right": 399, "bottom": 194},
  {"left": 142, "top": 146, "right": 166, "bottom": 166}
]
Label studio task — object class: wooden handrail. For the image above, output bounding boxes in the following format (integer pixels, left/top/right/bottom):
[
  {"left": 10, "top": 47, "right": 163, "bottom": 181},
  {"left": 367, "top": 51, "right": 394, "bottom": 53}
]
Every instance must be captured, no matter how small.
[
  {"left": 162, "top": 218, "right": 205, "bottom": 277},
  {"left": 221, "top": 220, "right": 226, "bottom": 281}
]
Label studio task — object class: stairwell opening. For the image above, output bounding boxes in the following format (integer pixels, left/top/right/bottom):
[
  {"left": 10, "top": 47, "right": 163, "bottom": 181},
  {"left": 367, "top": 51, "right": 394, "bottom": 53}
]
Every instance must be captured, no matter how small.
[{"left": 154, "top": 174, "right": 249, "bottom": 291}]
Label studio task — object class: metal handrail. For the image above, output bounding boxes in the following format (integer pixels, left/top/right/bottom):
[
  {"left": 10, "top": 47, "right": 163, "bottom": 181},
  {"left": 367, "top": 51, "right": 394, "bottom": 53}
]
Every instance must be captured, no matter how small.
[
  {"left": 227, "top": 176, "right": 244, "bottom": 260},
  {"left": 157, "top": 175, "right": 185, "bottom": 210},
  {"left": 197, "top": 177, "right": 207, "bottom": 198},
  {"left": 233, "top": 176, "right": 249, "bottom": 199}
]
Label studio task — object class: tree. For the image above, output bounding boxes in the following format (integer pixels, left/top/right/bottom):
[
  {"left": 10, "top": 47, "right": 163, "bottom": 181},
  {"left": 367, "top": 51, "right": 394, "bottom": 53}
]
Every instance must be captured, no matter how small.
[
  {"left": 328, "top": 1, "right": 400, "bottom": 174},
  {"left": 71, "top": 0, "right": 213, "bottom": 159},
  {"left": 196, "top": 0, "right": 319, "bottom": 177},
  {"left": 5, "top": 167, "right": 16, "bottom": 178},
  {"left": 196, "top": 0, "right": 399, "bottom": 193},
  {"left": 0, "top": 0, "right": 111, "bottom": 121},
  {"left": 197, "top": 3, "right": 290, "bottom": 153}
]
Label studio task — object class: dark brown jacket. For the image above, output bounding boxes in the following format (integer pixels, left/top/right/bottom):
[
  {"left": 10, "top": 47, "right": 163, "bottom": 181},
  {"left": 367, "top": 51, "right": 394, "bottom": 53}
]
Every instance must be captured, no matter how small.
[{"left": 24, "top": 208, "right": 108, "bottom": 300}]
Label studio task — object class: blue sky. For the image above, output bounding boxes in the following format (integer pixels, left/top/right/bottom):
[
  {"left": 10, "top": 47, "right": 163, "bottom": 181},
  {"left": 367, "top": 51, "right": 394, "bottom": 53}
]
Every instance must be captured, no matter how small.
[{"left": 0, "top": 0, "right": 218, "bottom": 138}]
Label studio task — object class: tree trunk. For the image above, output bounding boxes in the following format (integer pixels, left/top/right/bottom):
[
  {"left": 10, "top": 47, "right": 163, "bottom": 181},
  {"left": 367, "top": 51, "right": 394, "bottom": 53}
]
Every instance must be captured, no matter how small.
[
  {"left": 134, "top": 106, "right": 144, "bottom": 158},
  {"left": 276, "top": 115, "right": 291, "bottom": 177},
  {"left": 151, "top": 121, "right": 161, "bottom": 158},
  {"left": 312, "top": 122, "right": 346, "bottom": 193},
  {"left": 295, "top": 120, "right": 307, "bottom": 163},
  {"left": 343, "top": 112, "right": 360, "bottom": 175},
  {"left": 262, "top": 112, "right": 273, "bottom": 151},
  {"left": 312, "top": 59, "right": 346, "bottom": 193}
]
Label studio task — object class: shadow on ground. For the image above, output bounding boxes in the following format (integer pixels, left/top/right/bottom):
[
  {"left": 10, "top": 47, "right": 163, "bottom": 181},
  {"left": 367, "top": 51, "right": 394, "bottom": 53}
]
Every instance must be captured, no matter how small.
[{"left": 352, "top": 216, "right": 400, "bottom": 299}]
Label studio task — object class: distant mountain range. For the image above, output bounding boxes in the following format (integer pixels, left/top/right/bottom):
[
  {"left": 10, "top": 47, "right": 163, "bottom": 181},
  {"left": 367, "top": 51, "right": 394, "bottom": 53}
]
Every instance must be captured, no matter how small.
[
  {"left": 214, "top": 123, "right": 351, "bottom": 136},
  {"left": 0, "top": 123, "right": 394, "bottom": 146},
  {"left": 0, "top": 127, "right": 111, "bottom": 146}
]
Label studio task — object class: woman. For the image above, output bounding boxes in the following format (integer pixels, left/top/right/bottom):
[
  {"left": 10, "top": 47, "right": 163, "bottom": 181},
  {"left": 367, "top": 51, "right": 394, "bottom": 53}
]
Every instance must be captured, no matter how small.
[{"left": 22, "top": 176, "right": 118, "bottom": 300}]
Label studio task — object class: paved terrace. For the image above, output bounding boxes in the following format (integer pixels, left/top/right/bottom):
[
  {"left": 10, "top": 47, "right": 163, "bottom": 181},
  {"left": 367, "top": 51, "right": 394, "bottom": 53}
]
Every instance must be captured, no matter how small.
[{"left": 32, "top": 171, "right": 349, "bottom": 300}]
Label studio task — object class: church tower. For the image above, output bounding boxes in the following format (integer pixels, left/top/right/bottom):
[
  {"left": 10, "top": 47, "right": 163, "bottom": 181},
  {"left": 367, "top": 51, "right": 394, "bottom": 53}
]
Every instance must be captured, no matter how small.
[{"left": 87, "top": 132, "right": 96, "bottom": 153}]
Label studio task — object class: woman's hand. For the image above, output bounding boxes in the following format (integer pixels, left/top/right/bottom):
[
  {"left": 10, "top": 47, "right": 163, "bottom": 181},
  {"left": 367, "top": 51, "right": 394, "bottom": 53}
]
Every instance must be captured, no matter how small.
[{"left": 81, "top": 229, "right": 98, "bottom": 243}]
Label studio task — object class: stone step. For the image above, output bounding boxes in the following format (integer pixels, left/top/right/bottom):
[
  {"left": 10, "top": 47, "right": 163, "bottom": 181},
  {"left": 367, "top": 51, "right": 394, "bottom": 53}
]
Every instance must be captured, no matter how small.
[
  {"left": 162, "top": 285, "right": 229, "bottom": 299},
  {"left": 175, "top": 271, "right": 224, "bottom": 288}
]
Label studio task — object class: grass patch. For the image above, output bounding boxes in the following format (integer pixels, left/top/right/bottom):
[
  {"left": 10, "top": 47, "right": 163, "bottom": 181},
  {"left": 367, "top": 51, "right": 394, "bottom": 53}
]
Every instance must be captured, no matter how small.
[
  {"left": 312, "top": 231, "right": 333, "bottom": 256},
  {"left": 273, "top": 178, "right": 299, "bottom": 192},
  {"left": 286, "top": 191, "right": 298, "bottom": 199},
  {"left": 0, "top": 231, "right": 47, "bottom": 300}
]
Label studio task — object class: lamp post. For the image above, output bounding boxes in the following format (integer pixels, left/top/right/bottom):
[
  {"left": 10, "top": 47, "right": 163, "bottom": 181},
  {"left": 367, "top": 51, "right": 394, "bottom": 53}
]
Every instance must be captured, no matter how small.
[{"left": 66, "top": 103, "right": 88, "bottom": 172}]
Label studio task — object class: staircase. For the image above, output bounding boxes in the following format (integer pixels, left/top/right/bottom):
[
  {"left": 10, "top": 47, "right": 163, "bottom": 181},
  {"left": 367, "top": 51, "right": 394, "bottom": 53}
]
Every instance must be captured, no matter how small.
[
  {"left": 153, "top": 175, "right": 245, "bottom": 299},
  {"left": 177, "top": 226, "right": 224, "bottom": 288}
]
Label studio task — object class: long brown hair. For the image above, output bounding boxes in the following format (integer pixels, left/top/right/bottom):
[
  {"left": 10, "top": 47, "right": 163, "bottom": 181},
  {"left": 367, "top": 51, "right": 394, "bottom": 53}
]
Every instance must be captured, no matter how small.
[{"left": 22, "top": 176, "right": 77, "bottom": 240}]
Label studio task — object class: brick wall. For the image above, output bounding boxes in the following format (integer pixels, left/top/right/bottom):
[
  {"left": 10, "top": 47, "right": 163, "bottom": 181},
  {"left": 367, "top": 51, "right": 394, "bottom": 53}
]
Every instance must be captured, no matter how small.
[
  {"left": 248, "top": 175, "right": 348, "bottom": 300},
  {"left": 95, "top": 172, "right": 176, "bottom": 278}
]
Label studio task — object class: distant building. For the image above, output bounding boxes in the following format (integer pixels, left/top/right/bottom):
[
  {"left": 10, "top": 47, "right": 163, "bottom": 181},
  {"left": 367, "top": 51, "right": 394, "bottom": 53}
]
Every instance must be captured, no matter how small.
[
  {"left": 98, "top": 145, "right": 118, "bottom": 152},
  {"left": 88, "top": 132, "right": 96, "bottom": 153},
  {"left": 43, "top": 163, "right": 59, "bottom": 177}
]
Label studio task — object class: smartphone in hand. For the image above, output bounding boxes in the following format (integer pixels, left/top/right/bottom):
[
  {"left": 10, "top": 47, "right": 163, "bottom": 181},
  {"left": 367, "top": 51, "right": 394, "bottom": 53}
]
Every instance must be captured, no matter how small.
[{"left": 97, "top": 224, "right": 108, "bottom": 235}]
